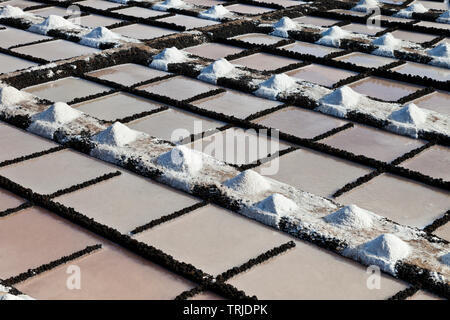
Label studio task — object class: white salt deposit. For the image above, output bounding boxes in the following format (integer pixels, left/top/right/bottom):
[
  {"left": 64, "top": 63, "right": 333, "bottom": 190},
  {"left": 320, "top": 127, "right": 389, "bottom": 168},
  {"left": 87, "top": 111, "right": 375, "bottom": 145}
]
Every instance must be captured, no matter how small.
[
  {"left": 440, "top": 252, "right": 450, "bottom": 266},
  {"left": 92, "top": 122, "right": 140, "bottom": 147},
  {"left": 0, "top": 293, "right": 34, "bottom": 300},
  {"left": 255, "top": 193, "right": 298, "bottom": 215},
  {"left": 149, "top": 47, "right": 190, "bottom": 71},
  {"left": 271, "top": 17, "right": 298, "bottom": 37},
  {"left": 223, "top": 169, "right": 271, "bottom": 194},
  {"left": 153, "top": 0, "right": 188, "bottom": 11},
  {"left": 394, "top": 3, "right": 428, "bottom": 18},
  {"left": 352, "top": 0, "right": 379, "bottom": 12},
  {"left": 157, "top": 145, "right": 203, "bottom": 175},
  {"left": 388, "top": 103, "right": 427, "bottom": 125},
  {"left": 348, "top": 233, "right": 411, "bottom": 274},
  {"left": 0, "top": 5, "right": 27, "bottom": 18},
  {"left": 197, "top": 58, "right": 235, "bottom": 84},
  {"left": 253, "top": 74, "right": 297, "bottom": 100},
  {"left": 427, "top": 43, "right": 450, "bottom": 58},
  {"left": 28, "top": 102, "right": 82, "bottom": 138},
  {"left": 316, "top": 26, "right": 350, "bottom": 47},
  {"left": 28, "top": 15, "right": 80, "bottom": 35},
  {"left": 199, "top": 5, "right": 232, "bottom": 21},
  {"left": 324, "top": 204, "right": 375, "bottom": 229},
  {"left": 317, "top": 86, "right": 361, "bottom": 117},
  {"left": 436, "top": 11, "right": 450, "bottom": 24},
  {"left": 0, "top": 86, "right": 33, "bottom": 106},
  {"left": 372, "top": 33, "right": 402, "bottom": 57},
  {"left": 79, "top": 27, "right": 122, "bottom": 48}
]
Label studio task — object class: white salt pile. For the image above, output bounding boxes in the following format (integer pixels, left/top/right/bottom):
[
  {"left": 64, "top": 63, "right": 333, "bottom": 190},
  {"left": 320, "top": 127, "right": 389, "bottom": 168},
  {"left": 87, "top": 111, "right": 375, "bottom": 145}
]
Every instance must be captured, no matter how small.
[
  {"left": 316, "top": 26, "right": 350, "bottom": 47},
  {"left": 79, "top": 27, "right": 122, "bottom": 48},
  {"left": 271, "top": 17, "right": 298, "bottom": 37},
  {"left": 92, "top": 122, "right": 140, "bottom": 147},
  {"left": 0, "top": 5, "right": 27, "bottom": 18},
  {"left": 157, "top": 145, "right": 203, "bottom": 175},
  {"left": 436, "top": 11, "right": 450, "bottom": 24},
  {"left": 372, "top": 33, "right": 401, "bottom": 57},
  {"left": 394, "top": 3, "right": 428, "bottom": 18},
  {"left": 386, "top": 103, "right": 427, "bottom": 138},
  {"left": 324, "top": 204, "right": 375, "bottom": 229},
  {"left": 199, "top": 5, "right": 232, "bottom": 21},
  {"left": 350, "top": 233, "right": 411, "bottom": 274},
  {"left": 198, "top": 58, "right": 235, "bottom": 84},
  {"left": 0, "top": 293, "right": 34, "bottom": 300},
  {"left": 28, "top": 102, "right": 82, "bottom": 138},
  {"left": 254, "top": 73, "right": 297, "bottom": 100},
  {"left": 388, "top": 103, "right": 427, "bottom": 125},
  {"left": 223, "top": 169, "right": 271, "bottom": 194},
  {"left": 28, "top": 15, "right": 80, "bottom": 35},
  {"left": 428, "top": 43, "right": 450, "bottom": 58},
  {"left": 32, "top": 102, "right": 81, "bottom": 124},
  {"left": 153, "top": 0, "right": 188, "bottom": 11},
  {"left": 255, "top": 193, "right": 298, "bottom": 215},
  {"left": 440, "top": 252, "right": 450, "bottom": 266},
  {"left": 149, "top": 47, "right": 190, "bottom": 71},
  {"left": 352, "top": 0, "right": 379, "bottom": 12},
  {"left": 317, "top": 86, "right": 361, "bottom": 117},
  {"left": 0, "top": 86, "right": 33, "bottom": 106}
]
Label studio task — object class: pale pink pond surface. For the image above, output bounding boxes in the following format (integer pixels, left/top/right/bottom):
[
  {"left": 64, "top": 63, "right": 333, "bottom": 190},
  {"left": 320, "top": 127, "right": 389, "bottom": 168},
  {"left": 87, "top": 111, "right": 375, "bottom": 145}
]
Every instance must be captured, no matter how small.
[
  {"left": 391, "top": 30, "right": 437, "bottom": 44},
  {"left": 87, "top": 63, "right": 169, "bottom": 87},
  {"left": 334, "top": 52, "right": 397, "bottom": 68},
  {"left": 16, "top": 245, "right": 195, "bottom": 299},
  {"left": 231, "top": 53, "right": 299, "bottom": 71},
  {"left": 337, "top": 173, "right": 450, "bottom": 228},
  {"left": 0, "top": 207, "right": 99, "bottom": 279},
  {"left": 137, "top": 75, "right": 217, "bottom": 101},
  {"left": 128, "top": 107, "right": 224, "bottom": 142},
  {"left": 287, "top": 64, "right": 357, "bottom": 88},
  {"left": 348, "top": 76, "right": 423, "bottom": 101},
  {"left": 292, "top": 16, "right": 339, "bottom": 27},
  {"left": 253, "top": 106, "right": 348, "bottom": 139},
  {"left": 281, "top": 41, "right": 342, "bottom": 57},
  {"left": 226, "top": 3, "right": 275, "bottom": 14},
  {"left": 375, "top": 15, "right": 414, "bottom": 23},
  {"left": 75, "top": 0, "right": 123, "bottom": 10},
  {"left": 0, "top": 188, "right": 24, "bottom": 212},
  {"left": 111, "top": 23, "right": 178, "bottom": 40},
  {"left": 255, "top": 0, "right": 299, "bottom": 7},
  {"left": 55, "top": 171, "right": 200, "bottom": 233},
  {"left": 23, "top": 77, "right": 110, "bottom": 103},
  {"left": 12, "top": 39, "right": 101, "bottom": 62},
  {"left": 0, "top": 27, "right": 51, "bottom": 49},
  {"left": 411, "top": 91, "right": 450, "bottom": 116},
  {"left": 159, "top": 15, "right": 220, "bottom": 29},
  {"left": 192, "top": 89, "right": 281, "bottom": 119},
  {"left": 255, "top": 148, "right": 372, "bottom": 197},
  {"left": 400, "top": 146, "right": 450, "bottom": 181},
  {"left": 0, "top": 149, "right": 116, "bottom": 195},
  {"left": 0, "top": 121, "right": 57, "bottom": 162},
  {"left": 0, "top": 0, "right": 41, "bottom": 9},
  {"left": 416, "top": 21, "right": 450, "bottom": 30},
  {"left": 113, "top": 6, "right": 168, "bottom": 18},
  {"left": 434, "top": 223, "right": 450, "bottom": 242},
  {"left": 321, "top": 125, "right": 425, "bottom": 162},
  {"left": 188, "top": 127, "right": 291, "bottom": 165},
  {"left": 76, "top": 14, "right": 123, "bottom": 28},
  {"left": 0, "top": 53, "right": 37, "bottom": 74},
  {"left": 416, "top": 0, "right": 448, "bottom": 10},
  {"left": 72, "top": 92, "right": 165, "bottom": 121},
  {"left": 232, "top": 33, "right": 282, "bottom": 45},
  {"left": 341, "top": 23, "right": 385, "bottom": 36},
  {"left": 227, "top": 240, "right": 407, "bottom": 299},
  {"left": 392, "top": 62, "right": 450, "bottom": 82},
  {"left": 134, "top": 204, "right": 291, "bottom": 276},
  {"left": 29, "top": 6, "right": 73, "bottom": 17},
  {"left": 183, "top": 43, "right": 244, "bottom": 60},
  {"left": 183, "top": 0, "right": 225, "bottom": 5}
]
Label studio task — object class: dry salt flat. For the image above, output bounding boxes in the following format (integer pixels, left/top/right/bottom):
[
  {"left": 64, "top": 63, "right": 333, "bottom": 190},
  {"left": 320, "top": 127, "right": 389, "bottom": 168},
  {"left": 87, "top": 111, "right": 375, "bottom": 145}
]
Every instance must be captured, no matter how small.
[{"left": 0, "top": 0, "right": 449, "bottom": 301}]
